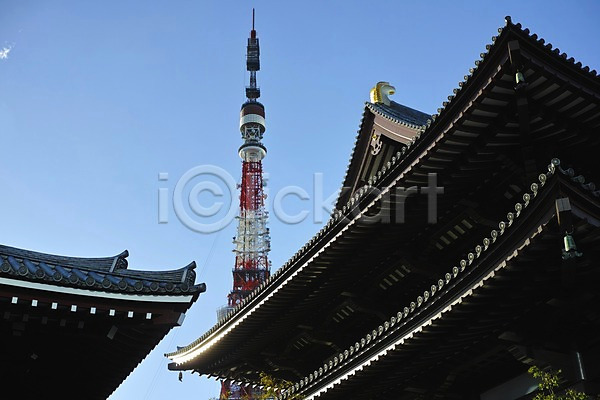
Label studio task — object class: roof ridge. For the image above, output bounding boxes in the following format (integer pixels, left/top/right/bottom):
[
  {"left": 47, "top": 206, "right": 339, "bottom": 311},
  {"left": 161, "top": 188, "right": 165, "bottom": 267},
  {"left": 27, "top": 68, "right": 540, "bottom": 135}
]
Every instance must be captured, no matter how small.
[
  {"left": 0, "top": 245, "right": 203, "bottom": 295},
  {"left": 0, "top": 244, "right": 127, "bottom": 270},
  {"left": 365, "top": 101, "right": 430, "bottom": 130},
  {"left": 504, "top": 16, "right": 599, "bottom": 82}
]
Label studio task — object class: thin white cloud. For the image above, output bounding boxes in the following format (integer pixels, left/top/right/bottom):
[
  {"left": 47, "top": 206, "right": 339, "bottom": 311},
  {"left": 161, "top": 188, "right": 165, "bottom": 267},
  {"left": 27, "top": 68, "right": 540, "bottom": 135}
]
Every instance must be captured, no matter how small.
[{"left": 0, "top": 46, "right": 12, "bottom": 60}]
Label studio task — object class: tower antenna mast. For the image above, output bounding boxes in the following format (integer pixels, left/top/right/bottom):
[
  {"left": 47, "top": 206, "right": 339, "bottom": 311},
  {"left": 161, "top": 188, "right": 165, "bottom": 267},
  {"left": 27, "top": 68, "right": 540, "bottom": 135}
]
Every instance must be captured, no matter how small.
[{"left": 219, "top": 9, "right": 270, "bottom": 400}]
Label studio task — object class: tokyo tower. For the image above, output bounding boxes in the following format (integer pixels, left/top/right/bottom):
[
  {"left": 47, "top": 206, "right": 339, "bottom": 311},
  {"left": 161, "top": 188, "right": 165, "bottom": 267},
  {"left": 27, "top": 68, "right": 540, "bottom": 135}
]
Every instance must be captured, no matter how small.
[{"left": 219, "top": 9, "right": 271, "bottom": 400}]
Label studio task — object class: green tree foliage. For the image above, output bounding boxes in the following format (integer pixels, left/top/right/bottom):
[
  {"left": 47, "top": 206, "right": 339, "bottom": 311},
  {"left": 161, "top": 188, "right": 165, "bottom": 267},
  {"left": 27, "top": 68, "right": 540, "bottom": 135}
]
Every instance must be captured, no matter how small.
[
  {"left": 528, "top": 366, "right": 592, "bottom": 400},
  {"left": 209, "top": 374, "right": 304, "bottom": 400},
  {"left": 256, "top": 372, "right": 304, "bottom": 400}
]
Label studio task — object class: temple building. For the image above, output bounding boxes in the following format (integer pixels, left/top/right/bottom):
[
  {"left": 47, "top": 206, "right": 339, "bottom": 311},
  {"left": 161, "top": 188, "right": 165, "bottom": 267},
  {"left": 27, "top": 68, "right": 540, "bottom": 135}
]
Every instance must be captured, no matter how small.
[
  {"left": 166, "top": 17, "right": 600, "bottom": 399},
  {"left": 0, "top": 244, "right": 205, "bottom": 399}
]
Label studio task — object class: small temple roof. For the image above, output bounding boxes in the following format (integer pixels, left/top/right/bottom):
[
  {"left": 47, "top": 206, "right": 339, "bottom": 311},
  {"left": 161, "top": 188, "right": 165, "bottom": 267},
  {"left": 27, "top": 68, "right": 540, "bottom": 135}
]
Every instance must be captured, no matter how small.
[
  {"left": 1, "top": 243, "right": 205, "bottom": 400},
  {"left": 0, "top": 244, "right": 205, "bottom": 295},
  {"left": 334, "top": 100, "right": 430, "bottom": 210}
]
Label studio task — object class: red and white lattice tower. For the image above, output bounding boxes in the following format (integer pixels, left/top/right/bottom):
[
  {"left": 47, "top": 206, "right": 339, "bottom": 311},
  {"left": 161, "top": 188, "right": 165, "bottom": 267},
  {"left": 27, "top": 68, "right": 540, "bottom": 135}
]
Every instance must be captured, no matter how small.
[{"left": 219, "top": 9, "right": 271, "bottom": 400}]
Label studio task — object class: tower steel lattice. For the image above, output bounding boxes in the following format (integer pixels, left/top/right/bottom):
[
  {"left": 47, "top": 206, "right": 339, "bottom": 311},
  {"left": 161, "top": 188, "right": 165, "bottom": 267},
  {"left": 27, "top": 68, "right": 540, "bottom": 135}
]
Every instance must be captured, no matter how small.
[{"left": 219, "top": 9, "right": 271, "bottom": 400}]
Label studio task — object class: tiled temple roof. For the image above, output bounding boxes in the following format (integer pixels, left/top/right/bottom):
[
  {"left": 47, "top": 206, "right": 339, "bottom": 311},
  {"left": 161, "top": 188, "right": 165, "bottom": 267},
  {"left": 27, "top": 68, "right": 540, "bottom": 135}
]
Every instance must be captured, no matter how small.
[
  {"left": 0, "top": 244, "right": 205, "bottom": 295},
  {"left": 166, "top": 15, "right": 600, "bottom": 369}
]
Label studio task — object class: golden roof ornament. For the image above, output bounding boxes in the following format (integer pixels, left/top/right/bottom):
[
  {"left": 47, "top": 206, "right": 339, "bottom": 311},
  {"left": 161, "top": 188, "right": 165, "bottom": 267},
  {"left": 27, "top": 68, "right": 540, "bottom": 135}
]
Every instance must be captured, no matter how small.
[{"left": 369, "top": 81, "right": 396, "bottom": 106}]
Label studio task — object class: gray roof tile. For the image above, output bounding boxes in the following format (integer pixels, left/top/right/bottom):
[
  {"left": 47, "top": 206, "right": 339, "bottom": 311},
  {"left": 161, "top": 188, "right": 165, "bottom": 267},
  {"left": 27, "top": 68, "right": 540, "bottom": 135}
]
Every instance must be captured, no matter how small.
[{"left": 366, "top": 101, "right": 430, "bottom": 127}]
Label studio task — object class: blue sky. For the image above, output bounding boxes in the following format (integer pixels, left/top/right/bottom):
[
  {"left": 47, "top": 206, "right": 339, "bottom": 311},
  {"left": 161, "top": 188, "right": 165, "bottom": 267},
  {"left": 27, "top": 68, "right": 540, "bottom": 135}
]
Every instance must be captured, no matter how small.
[{"left": 1, "top": 1, "right": 599, "bottom": 399}]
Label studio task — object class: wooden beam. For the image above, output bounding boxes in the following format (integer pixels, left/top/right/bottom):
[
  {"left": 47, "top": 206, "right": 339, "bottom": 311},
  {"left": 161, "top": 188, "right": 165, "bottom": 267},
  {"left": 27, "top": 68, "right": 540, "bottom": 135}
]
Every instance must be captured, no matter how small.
[{"left": 508, "top": 40, "right": 523, "bottom": 70}]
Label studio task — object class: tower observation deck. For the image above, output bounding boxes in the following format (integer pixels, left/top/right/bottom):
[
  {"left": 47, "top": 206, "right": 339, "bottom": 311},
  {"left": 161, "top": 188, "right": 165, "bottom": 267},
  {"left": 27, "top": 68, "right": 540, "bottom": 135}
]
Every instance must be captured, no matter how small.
[{"left": 219, "top": 9, "right": 271, "bottom": 400}]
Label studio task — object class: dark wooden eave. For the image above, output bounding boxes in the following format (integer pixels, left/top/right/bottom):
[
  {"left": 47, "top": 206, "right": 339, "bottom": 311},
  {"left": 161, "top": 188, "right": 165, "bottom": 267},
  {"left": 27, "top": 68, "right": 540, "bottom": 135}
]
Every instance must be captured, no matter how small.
[{"left": 279, "top": 168, "right": 600, "bottom": 399}]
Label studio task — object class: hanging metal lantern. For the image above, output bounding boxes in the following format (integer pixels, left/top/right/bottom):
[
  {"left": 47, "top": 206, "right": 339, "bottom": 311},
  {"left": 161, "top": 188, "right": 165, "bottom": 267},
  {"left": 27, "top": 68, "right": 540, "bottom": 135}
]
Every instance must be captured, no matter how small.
[
  {"left": 562, "top": 232, "right": 583, "bottom": 260},
  {"left": 515, "top": 70, "right": 525, "bottom": 84}
]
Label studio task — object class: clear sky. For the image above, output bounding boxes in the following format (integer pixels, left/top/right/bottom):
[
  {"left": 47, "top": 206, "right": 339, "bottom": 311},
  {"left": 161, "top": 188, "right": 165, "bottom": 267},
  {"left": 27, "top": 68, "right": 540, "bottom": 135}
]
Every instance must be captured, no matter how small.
[{"left": 1, "top": 1, "right": 599, "bottom": 399}]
